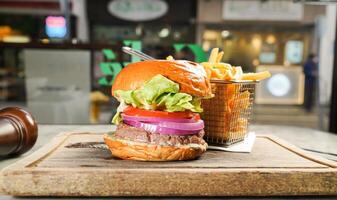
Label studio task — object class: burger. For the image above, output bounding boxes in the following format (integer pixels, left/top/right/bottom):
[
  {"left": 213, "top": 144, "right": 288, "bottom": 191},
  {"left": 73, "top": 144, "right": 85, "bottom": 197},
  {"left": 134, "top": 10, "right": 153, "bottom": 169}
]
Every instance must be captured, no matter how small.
[{"left": 104, "top": 60, "right": 212, "bottom": 161}]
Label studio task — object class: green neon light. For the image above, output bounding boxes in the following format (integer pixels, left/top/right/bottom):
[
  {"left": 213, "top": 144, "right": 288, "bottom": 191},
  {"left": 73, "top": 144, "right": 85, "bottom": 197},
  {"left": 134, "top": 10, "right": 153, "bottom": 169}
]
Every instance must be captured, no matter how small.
[
  {"left": 102, "top": 49, "right": 116, "bottom": 60},
  {"left": 98, "top": 49, "right": 122, "bottom": 86},
  {"left": 173, "top": 43, "right": 207, "bottom": 63}
]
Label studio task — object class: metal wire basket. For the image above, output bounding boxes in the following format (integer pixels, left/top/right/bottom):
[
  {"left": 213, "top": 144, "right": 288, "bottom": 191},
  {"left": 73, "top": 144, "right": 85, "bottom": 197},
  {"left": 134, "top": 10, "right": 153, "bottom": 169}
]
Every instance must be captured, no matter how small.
[{"left": 201, "top": 80, "right": 257, "bottom": 146}]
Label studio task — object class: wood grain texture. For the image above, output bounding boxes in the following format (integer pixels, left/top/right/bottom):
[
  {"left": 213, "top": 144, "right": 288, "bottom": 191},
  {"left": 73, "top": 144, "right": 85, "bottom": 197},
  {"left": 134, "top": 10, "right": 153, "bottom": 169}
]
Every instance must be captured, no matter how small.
[{"left": 0, "top": 132, "right": 336, "bottom": 197}]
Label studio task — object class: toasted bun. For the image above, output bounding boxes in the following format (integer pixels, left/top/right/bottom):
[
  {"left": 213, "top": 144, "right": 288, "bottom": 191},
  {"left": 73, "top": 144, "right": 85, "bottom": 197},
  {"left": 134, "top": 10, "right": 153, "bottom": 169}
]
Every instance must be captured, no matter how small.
[
  {"left": 111, "top": 60, "right": 211, "bottom": 97},
  {"left": 104, "top": 134, "right": 207, "bottom": 161}
]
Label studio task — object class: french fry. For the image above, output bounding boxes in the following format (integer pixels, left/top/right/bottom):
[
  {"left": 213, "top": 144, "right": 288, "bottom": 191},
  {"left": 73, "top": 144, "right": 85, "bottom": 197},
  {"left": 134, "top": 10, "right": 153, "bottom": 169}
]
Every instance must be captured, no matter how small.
[
  {"left": 204, "top": 66, "right": 212, "bottom": 79},
  {"left": 242, "top": 71, "right": 271, "bottom": 81},
  {"left": 201, "top": 48, "right": 271, "bottom": 81},
  {"left": 214, "top": 63, "right": 232, "bottom": 70},
  {"left": 216, "top": 51, "right": 224, "bottom": 63},
  {"left": 208, "top": 48, "right": 219, "bottom": 63},
  {"left": 166, "top": 55, "right": 174, "bottom": 61},
  {"left": 233, "top": 67, "right": 243, "bottom": 80},
  {"left": 225, "top": 70, "right": 234, "bottom": 80},
  {"left": 211, "top": 68, "right": 224, "bottom": 79},
  {"left": 201, "top": 62, "right": 214, "bottom": 69},
  {"left": 226, "top": 84, "right": 237, "bottom": 99},
  {"left": 235, "top": 90, "right": 250, "bottom": 110},
  {"left": 217, "top": 67, "right": 229, "bottom": 77}
]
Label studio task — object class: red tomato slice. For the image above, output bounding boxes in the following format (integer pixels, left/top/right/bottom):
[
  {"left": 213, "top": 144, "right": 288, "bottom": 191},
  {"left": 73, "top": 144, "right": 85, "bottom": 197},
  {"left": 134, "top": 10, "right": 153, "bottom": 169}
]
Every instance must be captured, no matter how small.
[
  {"left": 123, "top": 106, "right": 200, "bottom": 119},
  {"left": 192, "top": 113, "right": 201, "bottom": 121}
]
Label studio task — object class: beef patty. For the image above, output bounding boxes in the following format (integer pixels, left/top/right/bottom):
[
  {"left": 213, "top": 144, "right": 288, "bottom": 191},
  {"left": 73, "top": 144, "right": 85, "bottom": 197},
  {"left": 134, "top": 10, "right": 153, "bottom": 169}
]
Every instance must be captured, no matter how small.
[{"left": 114, "top": 123, "right": 206, "bottom": 146}]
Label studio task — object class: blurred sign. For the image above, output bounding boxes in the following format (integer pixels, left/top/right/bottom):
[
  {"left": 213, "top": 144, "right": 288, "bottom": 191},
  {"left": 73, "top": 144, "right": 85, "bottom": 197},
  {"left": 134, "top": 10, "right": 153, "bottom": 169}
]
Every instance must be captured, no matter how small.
[
  {"left": 45, "top": 16, "right": 67, "bottom": 38},
  {"left": 259, "top": 52, "right": 276, "bottom": 64},
  {"left": 255, "top": 65, "right": 304, "bottom": 105},
  {"left": 223, "top": 0, "right": 303, "bottom": 21},
  {"left": 285, "top": 40, "right": 303, "bottom": 64},
  {"left": 108, "top": 0, "right": 168, "bottom": 21},
  {"left": 259, "top": 43, "right": 277, "bottom": 64}
]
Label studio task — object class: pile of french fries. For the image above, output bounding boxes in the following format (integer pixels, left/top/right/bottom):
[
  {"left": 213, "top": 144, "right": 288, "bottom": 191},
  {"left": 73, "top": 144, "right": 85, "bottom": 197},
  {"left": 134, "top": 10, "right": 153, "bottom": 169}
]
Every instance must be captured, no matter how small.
[
  {"left": 201, "top": 48, "right": 271, "bottom": 81},
  {"left": 200, "top": 48, "right": 271, "bottom": 144}
]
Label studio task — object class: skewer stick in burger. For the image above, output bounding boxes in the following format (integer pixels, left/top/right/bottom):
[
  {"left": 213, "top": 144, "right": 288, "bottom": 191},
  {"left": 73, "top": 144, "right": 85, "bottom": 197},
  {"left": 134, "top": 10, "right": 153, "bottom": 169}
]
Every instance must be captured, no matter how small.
[{"left": 104, "top": 60, "right": 212, "bottom": 161}]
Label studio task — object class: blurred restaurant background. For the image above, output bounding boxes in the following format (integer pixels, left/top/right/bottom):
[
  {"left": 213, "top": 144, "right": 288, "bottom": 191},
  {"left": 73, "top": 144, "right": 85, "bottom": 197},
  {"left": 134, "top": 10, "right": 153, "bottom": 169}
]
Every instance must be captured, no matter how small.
[{"left": 0, "top": 0, "right": 337, "bottom": 133}]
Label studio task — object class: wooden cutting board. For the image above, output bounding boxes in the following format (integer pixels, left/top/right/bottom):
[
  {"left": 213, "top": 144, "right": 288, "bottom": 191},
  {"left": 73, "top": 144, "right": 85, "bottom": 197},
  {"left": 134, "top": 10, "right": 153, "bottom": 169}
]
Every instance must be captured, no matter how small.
[{"left": 0, "top": 132, "right": 336, "bottom": 197}]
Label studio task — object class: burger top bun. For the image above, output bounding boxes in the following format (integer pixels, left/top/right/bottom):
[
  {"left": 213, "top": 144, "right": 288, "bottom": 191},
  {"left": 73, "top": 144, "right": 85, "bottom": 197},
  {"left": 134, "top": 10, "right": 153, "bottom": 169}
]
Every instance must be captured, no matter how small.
[{"left": 111, "top": 60, "right": 211, "bottom": 98}]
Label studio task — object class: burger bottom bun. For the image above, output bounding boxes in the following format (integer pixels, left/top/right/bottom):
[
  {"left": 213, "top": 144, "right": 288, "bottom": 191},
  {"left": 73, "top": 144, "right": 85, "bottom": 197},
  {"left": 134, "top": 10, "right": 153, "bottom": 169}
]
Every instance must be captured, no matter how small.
[{"left": 103, "top": 134, "right": 207, "bottom": 161}]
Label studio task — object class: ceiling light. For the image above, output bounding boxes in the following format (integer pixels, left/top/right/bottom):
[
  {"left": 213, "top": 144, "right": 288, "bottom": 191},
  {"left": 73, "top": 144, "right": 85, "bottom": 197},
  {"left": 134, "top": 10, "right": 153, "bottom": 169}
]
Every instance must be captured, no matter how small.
[
  {"left": 158, "top": 28, "right": 170, "bottom": 38},
  {"left": 221, "top": 30, "right": 230, "bottom": 38}
]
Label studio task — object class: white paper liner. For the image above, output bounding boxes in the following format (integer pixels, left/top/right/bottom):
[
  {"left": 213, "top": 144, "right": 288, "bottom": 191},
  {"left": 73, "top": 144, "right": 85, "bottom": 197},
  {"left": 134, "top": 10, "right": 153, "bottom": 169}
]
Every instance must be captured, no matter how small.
[{"left": 207, "top": 132, "right": 256, "bottom": 153}]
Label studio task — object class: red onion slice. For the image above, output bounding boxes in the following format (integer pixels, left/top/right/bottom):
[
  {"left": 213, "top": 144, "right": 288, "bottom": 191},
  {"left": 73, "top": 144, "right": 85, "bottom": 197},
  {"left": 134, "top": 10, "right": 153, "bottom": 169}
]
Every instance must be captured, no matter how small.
[
  {"left": 123, "top": 120, "right": 200, "bottom": 135},
  {"left": 121, "top": 113, "right": 197, "bottom": 123},
  {"left": 160, "top": 120, "right": 204, "bottom": 131}
]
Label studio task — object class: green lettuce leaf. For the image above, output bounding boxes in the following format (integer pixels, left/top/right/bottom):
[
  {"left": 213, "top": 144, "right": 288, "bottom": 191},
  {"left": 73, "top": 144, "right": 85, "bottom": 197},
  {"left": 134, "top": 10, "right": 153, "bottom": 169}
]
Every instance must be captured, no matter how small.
[
  {"left": 160, "top": 93, "right": 202, "bottom": 113},
  {"left": 112, "top": 112, "right": 122, "bottom": 125},
  {"left": 111, "top": 101, "right": 128, "bottom": 124},
  {"left": 112, "top": 75, "right": 203, "bottom": 124}
]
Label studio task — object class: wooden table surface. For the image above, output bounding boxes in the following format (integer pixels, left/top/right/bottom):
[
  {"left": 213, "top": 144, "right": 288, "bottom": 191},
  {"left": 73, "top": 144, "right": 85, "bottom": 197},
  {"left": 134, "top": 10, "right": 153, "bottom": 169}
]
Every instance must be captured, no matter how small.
[
  {"left": 1, "top": 124, "right": 337, "bottom": 199},
  {"left": 2, "top": 124, "right": 336, "bottom": 170}
]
